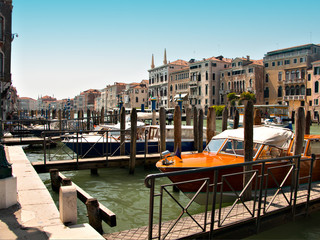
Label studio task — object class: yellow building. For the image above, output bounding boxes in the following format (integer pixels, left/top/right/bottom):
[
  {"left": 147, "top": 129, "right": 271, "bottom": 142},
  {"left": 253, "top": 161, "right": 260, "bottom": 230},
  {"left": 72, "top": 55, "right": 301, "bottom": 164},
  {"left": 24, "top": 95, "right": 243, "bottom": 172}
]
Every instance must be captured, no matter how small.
[{"left": 263, "top": 44, "right": 320, "bottom": 114}]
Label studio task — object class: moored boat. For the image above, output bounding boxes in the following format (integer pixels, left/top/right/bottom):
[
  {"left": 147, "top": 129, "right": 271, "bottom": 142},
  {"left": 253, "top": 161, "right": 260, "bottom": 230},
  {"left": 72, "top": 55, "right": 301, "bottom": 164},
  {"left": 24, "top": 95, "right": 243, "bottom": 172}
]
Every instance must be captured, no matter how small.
[{"left": 156, "top": 126, "right": 320, "bottom": 204}]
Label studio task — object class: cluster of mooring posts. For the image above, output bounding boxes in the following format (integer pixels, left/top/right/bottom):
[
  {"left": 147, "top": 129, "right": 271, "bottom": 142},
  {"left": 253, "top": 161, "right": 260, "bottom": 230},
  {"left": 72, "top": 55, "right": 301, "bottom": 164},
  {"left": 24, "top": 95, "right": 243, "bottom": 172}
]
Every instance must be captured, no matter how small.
[{"left": 104, "top": 102, "right": 317, "bottom": 240}]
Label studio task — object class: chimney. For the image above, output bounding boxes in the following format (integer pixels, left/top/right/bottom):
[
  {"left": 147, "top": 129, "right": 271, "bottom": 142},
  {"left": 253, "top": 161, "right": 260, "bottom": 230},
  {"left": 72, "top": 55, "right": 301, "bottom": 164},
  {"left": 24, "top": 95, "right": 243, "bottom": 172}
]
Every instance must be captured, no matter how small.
[{"left": 247, "top": 55, "right": 250, "bottom": 61}]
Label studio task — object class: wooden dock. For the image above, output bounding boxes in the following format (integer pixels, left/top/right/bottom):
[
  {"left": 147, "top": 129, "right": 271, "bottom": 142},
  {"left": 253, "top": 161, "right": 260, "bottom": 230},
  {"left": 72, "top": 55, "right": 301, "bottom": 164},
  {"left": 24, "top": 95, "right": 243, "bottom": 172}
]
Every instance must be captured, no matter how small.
[
  {"left": 103, "top": 182, "right": 320, "bottom": 240},
  {"left": 32, "top": 152, "right": 166, "bottom": 173},
  {"left": 1, "top": 136, "right": 60, "bottom": 145}
]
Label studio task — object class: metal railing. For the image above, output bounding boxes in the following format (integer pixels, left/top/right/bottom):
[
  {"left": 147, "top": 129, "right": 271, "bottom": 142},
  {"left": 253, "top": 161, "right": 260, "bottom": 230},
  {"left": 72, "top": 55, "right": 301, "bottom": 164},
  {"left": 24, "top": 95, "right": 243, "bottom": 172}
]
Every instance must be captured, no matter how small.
[
  {"left": 144, "top": 154, "right": 316, "bottom": 240},
  {"left": 41, "top": 128, "right": 160, "bottom": 165}
]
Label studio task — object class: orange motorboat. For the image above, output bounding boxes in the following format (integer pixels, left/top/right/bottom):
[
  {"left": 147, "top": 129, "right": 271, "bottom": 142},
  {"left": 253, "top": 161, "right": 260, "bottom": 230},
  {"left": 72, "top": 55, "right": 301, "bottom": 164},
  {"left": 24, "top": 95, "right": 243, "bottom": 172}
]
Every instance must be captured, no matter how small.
[{"left": 156, "top": 126, "right": 320, "bottom": 203}]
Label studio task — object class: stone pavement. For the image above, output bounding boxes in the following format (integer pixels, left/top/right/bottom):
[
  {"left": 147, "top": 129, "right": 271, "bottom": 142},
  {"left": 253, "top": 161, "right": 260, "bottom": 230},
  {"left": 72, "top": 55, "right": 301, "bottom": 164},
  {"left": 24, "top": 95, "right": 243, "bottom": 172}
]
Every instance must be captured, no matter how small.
[{"left": 0, "top": 146, "right": 104, "bottom": 240}]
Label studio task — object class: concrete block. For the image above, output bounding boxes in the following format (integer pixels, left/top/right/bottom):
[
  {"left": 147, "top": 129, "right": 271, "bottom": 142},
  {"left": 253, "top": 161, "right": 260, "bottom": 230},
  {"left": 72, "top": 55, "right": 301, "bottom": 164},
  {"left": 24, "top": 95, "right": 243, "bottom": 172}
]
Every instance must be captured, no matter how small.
[
  {"left": 0, "top": 175, "right": 17, "bottom": 209},
  {"left": 59, "top": 185, "right": 77, "bottom": 225}
]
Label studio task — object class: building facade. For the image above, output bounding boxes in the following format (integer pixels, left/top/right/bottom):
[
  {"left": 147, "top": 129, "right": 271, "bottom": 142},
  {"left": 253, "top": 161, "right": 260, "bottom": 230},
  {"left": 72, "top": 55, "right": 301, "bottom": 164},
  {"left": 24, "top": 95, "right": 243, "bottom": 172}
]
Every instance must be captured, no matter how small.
[
  {"left": 219, "top": 56, "right": 264, "bottom": 105},
  {"left": 189, "top": 56, "right": 231, "bottom": 112},
  {"left": 105, "top": 82, "right": 126, "bottom": 112},
  {"left": 148, "top": 50, "right": 188, "bottom": 109},
  {"left": 263, "top": 44, "right": 320, "bottom": 113},
  {"left": 0, "top": 0, "right": 13, "bottom": 120},
  {"left": 310, "top": 60, "right": 320, "bottom": 121},
  {"left": 122, "top": 80, "right": 148, "bottom": 109}
]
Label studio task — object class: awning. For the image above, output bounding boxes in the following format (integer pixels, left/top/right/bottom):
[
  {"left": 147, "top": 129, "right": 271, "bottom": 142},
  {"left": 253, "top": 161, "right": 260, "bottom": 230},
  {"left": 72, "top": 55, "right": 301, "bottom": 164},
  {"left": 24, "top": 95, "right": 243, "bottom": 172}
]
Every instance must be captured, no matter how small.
[{"left": 174, "top": 93, "right": 188, "bottom": 100}]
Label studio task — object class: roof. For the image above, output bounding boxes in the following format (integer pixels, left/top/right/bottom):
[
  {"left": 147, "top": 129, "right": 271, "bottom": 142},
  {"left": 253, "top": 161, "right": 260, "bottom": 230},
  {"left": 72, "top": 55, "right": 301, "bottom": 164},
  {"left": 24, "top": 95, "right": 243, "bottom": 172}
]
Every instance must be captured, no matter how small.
[
  {"left": 266, "top": 43, "right": 319, "bottom": 56},
  {"left": 169, "top": 59, "right": 189, "bottom": 66},
  {"left": 212, "top": 125, "right": 293, "bottom": 149}
]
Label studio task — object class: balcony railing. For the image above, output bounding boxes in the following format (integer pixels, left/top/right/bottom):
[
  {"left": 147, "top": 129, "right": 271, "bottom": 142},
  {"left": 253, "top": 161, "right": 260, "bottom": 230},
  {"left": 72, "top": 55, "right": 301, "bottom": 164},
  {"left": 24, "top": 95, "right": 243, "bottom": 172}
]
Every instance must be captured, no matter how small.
[
  {"left": 283, "top": 95, "right": 305, "bottom": 101},
  {"left": 284, "top": 78, "right": 306, "bottom": 84}
]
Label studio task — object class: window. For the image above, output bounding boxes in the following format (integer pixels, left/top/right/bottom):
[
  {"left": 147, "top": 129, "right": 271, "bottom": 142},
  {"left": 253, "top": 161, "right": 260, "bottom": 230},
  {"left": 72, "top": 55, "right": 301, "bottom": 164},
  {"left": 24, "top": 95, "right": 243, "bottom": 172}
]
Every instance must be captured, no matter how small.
[
  {"left": 136, "top": 97, "right": 138, "bottom": 103},
  {"left": 213, "top": 85, "right": 215, "bottom": 95},
  {"left": 284, "top": 60, "right": 290, "bottom": 65},
  {"left": 232, "top": 63, "right": 236, "bottom": 67},
  {"left": 278, "top": 72, "right": 282, "bottom": 81},
  {"left": 248, "top": 68, "right": 253, "bottom": 73},
  {"left": 265, "top": 74, "right": 269, "bottom": 82},
  {"left": 309, "top": 100, "right": 312, "bottom": 106},
  {"left": 212, "top": 63, "right": 217, "bottom": 67},
  {"left": 306, "top": 88, "right": 311, "bottom": 96},
  {"left": 308, "top": 74, "right": 311, "bottom": 81},
  {"left": 278, "top": 86, "right": 283, "bottom": 97},
  {"left": 264, "top": 87, "right": 269, "bottom": 98},
  {"left": 277, "top": 61, "right": 283, "bottom": 66},
  {"left": 238, "top": 62, "right": 242, "bottom": 66},
  {"left": 212, "top": 73, "right": 215, "bottom": 80},
  {"left": 198, "top": 86, "right": 201, "bottom": 95},
  {"left": 205, "top": 84, "right": 208, "bottom": 95},
  {"left": 294, "top": 58, "right": 297, "bottom": 64},
  {"left": 0, "top": 16, "right": 3, "bottom": 41},
  {"left": 301, "top": 85, "right": 305, "bottom": 95},
  {"left": 272, "top": 62, "right": 275, "bottom": 66},
  {"left": 295, "top": 85, "right": 300, "bottom": 95},
  {"left": 285, "top": 86, "right": 290, "bottom": 96},
  {"left": 315, "top": 99, "right": 319, "bottom": 106},
  {"left": 206, "top": 71, "right": 208, "bottom": 80},
  {"left": 315, "top": 81, "right": 319, "bottom": 93},
  {"left": 314, "top": 67, "right": 320, "bottom": 75},
  {"left": 265, "top": 63, "right": 269, "bottom": 67},
  {"left": 300, "top": 57, "right": 306, "bottom": 63}
]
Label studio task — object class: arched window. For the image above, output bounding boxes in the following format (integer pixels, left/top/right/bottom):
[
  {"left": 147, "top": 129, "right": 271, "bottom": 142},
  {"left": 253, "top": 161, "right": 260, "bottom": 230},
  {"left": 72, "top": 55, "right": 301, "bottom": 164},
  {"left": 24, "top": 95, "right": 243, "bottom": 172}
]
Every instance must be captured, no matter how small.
[
  {"left": 295, "top": 85, "right": 300, "bottom": 95},
  {"left": 264, "top": 87, "right": 269, "bottom": 98},
  {"left": 315, "top": 81, "right": 319, "bottom": 93},
  {"left": 278, "top": 86, "right": 283, "bottom": 97},
  {"left": 290, "top": 86, "right": 295, "bottom": 95},
  {"left": 285, "top": 86, "right": 290, "bottom": 96},
  {"left": 206, "top": 71, "right": 208, "bottom": 80},
  {"left": 301, "top": 85, "right": 305, "bottom": 95},
  {"left": 249, "top": 79, "right": 252, "bottom": 87},
  {"left": 221, "top": 82, "right": 224, "bottom": 90}
]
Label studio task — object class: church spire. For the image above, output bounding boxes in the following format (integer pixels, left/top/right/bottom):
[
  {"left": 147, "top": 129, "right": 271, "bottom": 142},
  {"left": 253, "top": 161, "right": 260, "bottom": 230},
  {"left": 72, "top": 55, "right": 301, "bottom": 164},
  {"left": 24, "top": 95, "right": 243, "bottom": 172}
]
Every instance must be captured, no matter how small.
[
  {"left": 163, "top": 48, "right": 167, "bottom": 65},
  {"left": 151, "top": 54, "right": 155, "bottom": 69}
]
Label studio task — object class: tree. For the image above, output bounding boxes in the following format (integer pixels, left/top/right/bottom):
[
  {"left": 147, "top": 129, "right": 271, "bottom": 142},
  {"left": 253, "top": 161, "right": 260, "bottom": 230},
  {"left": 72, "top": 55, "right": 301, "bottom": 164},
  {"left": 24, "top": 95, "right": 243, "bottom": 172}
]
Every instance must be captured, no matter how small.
[{"left": 239, "top": 92, "right": 256, "bottom": 105}]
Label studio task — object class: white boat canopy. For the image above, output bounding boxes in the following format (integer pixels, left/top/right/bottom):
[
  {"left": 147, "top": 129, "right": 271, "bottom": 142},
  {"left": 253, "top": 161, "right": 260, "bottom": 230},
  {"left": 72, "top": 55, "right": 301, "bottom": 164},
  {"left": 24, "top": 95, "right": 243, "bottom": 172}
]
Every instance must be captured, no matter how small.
[{"left": 212, "top": 126, "right": 293, "bottom": 149}]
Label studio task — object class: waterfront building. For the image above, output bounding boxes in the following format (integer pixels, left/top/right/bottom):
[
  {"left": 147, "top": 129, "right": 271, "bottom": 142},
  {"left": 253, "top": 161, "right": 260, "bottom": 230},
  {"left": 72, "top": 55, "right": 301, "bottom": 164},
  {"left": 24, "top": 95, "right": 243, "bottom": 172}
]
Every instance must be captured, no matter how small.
[
  {"left": 18, "top": 97, "right": 37, "bottom": 111},
  {"left": 310, "top": 60, "right": 320, "bottom": 121},
  {"left": 37, "top": 95, "right": 57, "bottom": 112},
  {"left": 122, "top": 80, "right": 148, "bottom": 110},
  {"left": 168, "top": 67, "right": 190, "bottom": 110},
  {"left": 148, "top": 49, "right": 188, "bottom": 109},
  {"left": 80, "top": 89, "right": 101, "bottom": 111},
  {"left": 105, "top": 82, "right": 126, "bottom": 112},
  {"left": 263, "top": 44, "right": 320, "bottom": 113},
  {"left": 0, "top": 0, "right": 13, "bottom": 120},
  {"left": 189, "top": 56, "right": 231, "bottom": 113},
  {"left": 219, "top": 56, "right": 264, "bottom": 104}
]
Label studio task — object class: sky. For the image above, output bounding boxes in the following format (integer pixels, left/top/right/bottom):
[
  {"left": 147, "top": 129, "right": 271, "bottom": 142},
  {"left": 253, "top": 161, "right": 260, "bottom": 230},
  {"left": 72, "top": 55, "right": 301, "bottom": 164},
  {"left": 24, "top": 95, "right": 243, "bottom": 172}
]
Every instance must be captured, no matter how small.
[{"left": 11, "top": 0, "right": 320, "bottom": 100}]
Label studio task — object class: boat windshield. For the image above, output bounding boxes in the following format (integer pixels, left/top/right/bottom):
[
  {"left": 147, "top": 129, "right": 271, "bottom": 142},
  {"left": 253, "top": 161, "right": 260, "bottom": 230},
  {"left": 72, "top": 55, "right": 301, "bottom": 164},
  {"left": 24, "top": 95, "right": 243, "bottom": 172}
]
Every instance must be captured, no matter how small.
[
  {"left": 204, "top": 139, "right": 225, "bottom": 153},
  {"left": 219, "top": 139, "right": 244, "bottom": 156}
]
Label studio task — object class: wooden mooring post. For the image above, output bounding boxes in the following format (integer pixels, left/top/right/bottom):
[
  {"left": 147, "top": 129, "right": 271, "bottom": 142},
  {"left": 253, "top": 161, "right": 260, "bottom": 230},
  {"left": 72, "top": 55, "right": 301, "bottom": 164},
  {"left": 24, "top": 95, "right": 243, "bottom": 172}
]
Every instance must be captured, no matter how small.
[
  {"left": 186, "top": 107, "right": 192, "bottom": 126},
  {"left": 198, "top": 109, "right": 204, "bottom": 153},
  {"left": 206, "top": 107, "right": 216, "bottom": 145},
  {"left": 86, "top": 198, "right": 103, "bottom": 234},
  {"left": 233, "top": 109, "right": 239, "bottom": 129},
  {"left": 306, "top": 110, "right": 311, "bottom": 135},
  {"left": 254, "top": 108, "right": 262, "bottom": 125},
  {"left": 50, "top": 169, "right": 60, "bottom": 192},
  {"left": 174, "top": 105, "right": 182, "bottom": 155},
  {"left": 159, "top": 107, "right": 166, "bottom": 153},
  {"left": 193, "top": 107, "right": 198, "bottom": 151},
  {"left": 129, "top": 108, "right": 137, "bottom": 174},
  {"left": 222, "top": 106, "right": 228, "bottom": 131},
  {"left": 243, "top": 100, "right": 254, "bottom": 201},
  {"left": 120, "top": 107, "right": 126, "bottom": 156}
]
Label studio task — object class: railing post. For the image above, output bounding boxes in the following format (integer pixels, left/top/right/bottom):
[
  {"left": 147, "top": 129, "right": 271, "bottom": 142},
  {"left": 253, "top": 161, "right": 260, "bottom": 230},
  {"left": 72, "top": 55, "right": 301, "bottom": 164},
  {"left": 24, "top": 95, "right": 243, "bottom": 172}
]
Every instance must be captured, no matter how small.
[
  {"left": 148, "top": 178, "right": 155, "bottom": 240},
  {"left": 256, "top": 162, "right": 265, "bottom": 233},
  {"left": 306, "top": 154, "right": 315, "bottom": 215},
  {"left": 209, "top": 169, "right": 219, "bottom": 239},
  {"left": 293, "top": 155, "right": 301, "bottom": 219},
  {"left": 43, "top": 132, "right": 47, "bottom": 166},
  {"left": 76, "top": 132, "right": 79, "bottom": 164},
  {"left": 106, "top": 130, "right": 109, "bottom": 163}
]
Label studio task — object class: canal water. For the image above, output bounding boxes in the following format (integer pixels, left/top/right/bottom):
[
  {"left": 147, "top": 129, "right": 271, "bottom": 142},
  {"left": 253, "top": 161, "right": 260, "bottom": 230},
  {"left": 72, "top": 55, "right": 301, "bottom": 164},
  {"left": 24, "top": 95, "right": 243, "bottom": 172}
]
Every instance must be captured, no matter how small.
[{"left": 23, "top": 121, "right": 320, "bottom": 238}]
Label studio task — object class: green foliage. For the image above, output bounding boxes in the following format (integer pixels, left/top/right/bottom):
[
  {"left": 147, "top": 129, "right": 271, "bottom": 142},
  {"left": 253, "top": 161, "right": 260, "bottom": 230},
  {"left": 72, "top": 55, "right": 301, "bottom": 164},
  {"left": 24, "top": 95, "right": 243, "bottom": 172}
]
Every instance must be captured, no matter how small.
[
  {"left": 238, "top": 92, "right": 256, "bottom": 105},
  {"left": 211, "top": 105, "right": 225, "bottom": 116},
  {"left": 227, "top": 92, "right": 239, "bottom": 106}
]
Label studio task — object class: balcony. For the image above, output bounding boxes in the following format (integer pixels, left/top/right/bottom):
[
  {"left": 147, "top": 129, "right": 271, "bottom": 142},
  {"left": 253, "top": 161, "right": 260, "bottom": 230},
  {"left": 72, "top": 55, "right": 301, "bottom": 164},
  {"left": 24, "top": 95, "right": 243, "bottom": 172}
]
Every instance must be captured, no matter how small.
[
  {"left": 188, "top": 95, "right": 198, "bottom": 99},
  {"left": 283, "top": 95, "right": 305, "bottom": 101},
  {"left": 189, "top": 81, "right": 197, "bottom": 88},
  {"left": 284, "top": 78, "right": 306, "bottom": 85}
]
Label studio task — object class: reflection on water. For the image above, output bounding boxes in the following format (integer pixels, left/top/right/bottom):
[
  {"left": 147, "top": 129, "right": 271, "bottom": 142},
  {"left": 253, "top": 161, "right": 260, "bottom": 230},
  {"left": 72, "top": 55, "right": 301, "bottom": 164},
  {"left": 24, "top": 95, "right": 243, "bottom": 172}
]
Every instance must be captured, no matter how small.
[{"left": 24, "top": 121, "right": 320, "bottom": 237}]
